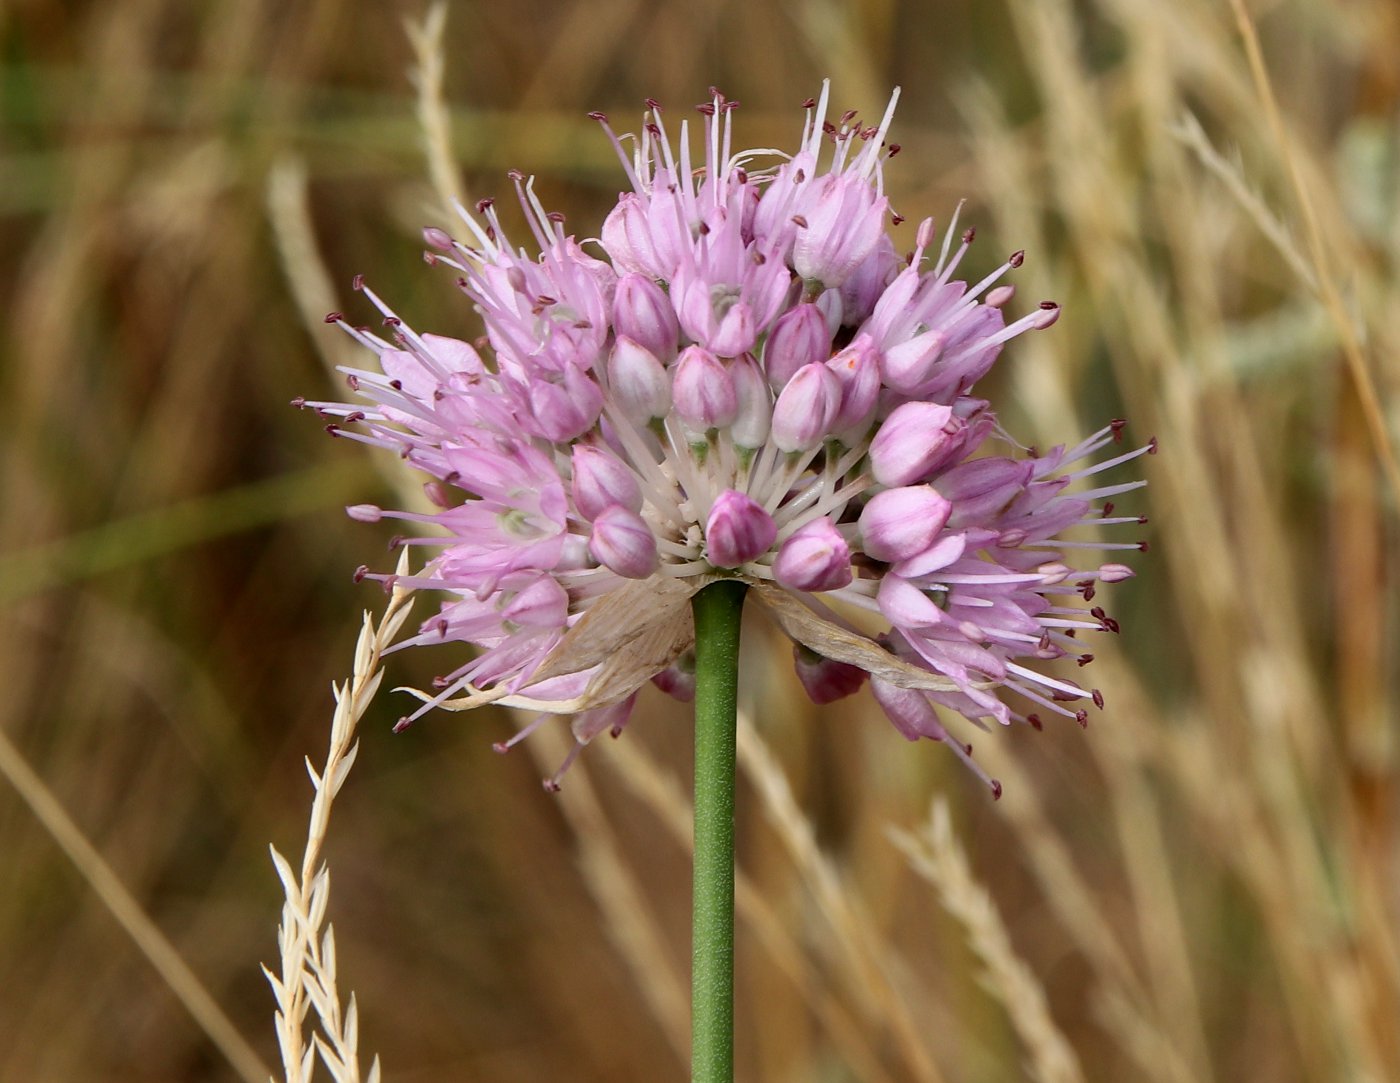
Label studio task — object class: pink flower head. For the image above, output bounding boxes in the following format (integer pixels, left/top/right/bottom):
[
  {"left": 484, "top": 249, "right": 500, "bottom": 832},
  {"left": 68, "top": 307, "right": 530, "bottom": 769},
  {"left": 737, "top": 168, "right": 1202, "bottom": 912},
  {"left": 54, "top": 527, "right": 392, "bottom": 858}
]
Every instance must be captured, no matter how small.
[{"left": 307, "top": 83, "right": 1151, "bottom": 794}]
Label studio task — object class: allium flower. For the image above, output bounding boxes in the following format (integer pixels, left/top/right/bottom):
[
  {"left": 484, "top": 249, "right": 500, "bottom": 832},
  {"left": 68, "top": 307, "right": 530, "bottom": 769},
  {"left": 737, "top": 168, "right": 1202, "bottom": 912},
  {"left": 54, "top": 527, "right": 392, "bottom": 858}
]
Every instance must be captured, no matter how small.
[{"left": 301, "top": 82, "right": 1153, "bottom": 795}]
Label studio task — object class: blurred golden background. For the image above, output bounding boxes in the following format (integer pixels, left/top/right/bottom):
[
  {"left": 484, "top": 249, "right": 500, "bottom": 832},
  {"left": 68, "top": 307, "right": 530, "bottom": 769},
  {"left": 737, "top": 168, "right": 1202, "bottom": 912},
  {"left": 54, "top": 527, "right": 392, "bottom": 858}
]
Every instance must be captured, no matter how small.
[{"left": 1, "top": 0, "right": 1397, "bottom": 1079}]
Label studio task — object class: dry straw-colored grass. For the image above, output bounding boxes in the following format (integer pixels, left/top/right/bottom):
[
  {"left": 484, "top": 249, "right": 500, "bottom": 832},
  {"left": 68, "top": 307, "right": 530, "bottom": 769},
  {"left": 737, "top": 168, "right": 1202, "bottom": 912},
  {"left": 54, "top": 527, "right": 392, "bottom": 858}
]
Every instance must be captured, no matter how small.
[
  {"left": 0, "top": 0, "right": 1396, "bottom": 1080},
  {"left": 266, "top": 550, "right": 413, "bottom": 1083}
]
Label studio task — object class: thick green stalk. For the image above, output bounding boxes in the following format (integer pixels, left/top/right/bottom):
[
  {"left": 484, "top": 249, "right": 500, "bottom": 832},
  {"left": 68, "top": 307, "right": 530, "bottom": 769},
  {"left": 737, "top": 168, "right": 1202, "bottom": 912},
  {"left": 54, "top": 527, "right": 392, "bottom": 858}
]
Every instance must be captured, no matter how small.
[{"left": 689, "top": 579, "right": 747, "bottom": 1083}]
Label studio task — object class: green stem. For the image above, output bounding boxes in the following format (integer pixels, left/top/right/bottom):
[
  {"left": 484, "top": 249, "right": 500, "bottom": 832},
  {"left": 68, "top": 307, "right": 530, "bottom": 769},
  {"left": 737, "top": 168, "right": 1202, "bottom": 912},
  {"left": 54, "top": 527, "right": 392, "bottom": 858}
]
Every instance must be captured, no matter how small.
[{"left": 689, "top": 578, "right": 747, "bottom": 1083}]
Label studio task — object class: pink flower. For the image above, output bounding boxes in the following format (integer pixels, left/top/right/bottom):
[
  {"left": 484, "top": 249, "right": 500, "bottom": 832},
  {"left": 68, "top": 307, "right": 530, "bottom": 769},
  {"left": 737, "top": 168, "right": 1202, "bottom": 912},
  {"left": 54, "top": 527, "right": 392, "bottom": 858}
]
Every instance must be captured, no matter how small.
[
  {"left": 705, "top": 490, "right": 778, "bottom": 568},
  {"left": 868, "top": 401, "right": 959, "bottom": 486},
  {"left": 773, "top": 517, "right": 852, "bottom": 592},
  {"left": 771, "top": 363, "right": 841, "bottom": 452},
  {"left": 672, "top": 345, "right": 738, "bottom": 430},
  {"left": 793, "top": 646, "right": 867, "bottom": 704},
  {"left": 306, "top": 83, "right": 1152, "bottom": 794},
  {"left": 572, "top": 445, "right": 644, "bottom": 520},
  {"left": 612, "top": 275, "right": 680, "bottom": 360},
  {"left": 859, "top": 486, "right": 952, "bottom": 563},
  {"left": 589, "top": 505, "right": 660, "bottom": 579},
  {"left": 763, "top": 303, "right": 832, "bottom": 390},
  {"left": 608, "top": 336, "right": 671, "bottom": 422}
]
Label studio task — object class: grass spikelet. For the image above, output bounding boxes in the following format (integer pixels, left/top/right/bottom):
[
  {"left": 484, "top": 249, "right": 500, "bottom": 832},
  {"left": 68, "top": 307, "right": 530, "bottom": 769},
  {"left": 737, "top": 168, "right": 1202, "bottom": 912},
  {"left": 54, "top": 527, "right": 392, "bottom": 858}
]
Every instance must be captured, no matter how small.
[
  {"left": 266, "top": 550, "right": 413, "bottom": 1083},
  {"left": 890, "top": 799, "right": 1086, "bottom": 1083}
]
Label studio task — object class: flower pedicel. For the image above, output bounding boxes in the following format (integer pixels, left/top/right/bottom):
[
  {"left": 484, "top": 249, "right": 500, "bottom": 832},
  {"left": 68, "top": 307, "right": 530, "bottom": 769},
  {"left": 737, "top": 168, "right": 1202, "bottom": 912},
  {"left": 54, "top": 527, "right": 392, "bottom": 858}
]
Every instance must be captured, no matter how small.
[{"left": 301, "top": 83, "right": 1153, "bottom": 796}]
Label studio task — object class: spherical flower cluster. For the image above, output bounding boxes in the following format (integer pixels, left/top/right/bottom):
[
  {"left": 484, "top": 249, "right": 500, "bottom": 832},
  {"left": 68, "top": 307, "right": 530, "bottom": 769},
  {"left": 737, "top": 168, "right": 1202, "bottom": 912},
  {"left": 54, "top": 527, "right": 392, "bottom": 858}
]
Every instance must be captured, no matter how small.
[{"left": 302, "top": 83, "right": 1152, "bottom": 795}]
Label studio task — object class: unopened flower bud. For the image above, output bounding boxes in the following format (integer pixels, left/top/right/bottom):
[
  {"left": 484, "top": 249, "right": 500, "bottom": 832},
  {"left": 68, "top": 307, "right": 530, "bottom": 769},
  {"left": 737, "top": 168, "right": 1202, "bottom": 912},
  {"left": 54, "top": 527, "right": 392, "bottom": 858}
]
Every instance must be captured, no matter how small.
[
  {"left": 773, "top": 517, "right": 852, "bottom": 592},
  {"left": 502, "top": 576, "right": 569, "bottom": 630},
  {"left": 422, "top": 481, "right": 453, "bottom": 508},
  {"left": 705, "top": 489, "right": 777, "bottom": 568},
  {"left": 825, "top": 335, "right": 880, "bottom": 440},
  {"left": 572, "top": 445, "right": 642, "bottom": 521},
  {"left": 608, "top": 336, "right": 671, "bottom": 421},
  {"left": 673, "top": 345, "right": 738, "bottom": 429},
  {"left": 793, "top": 175, "right": 889, "bottom": 287},
  {"left": 840, "top": 235, "right": 900, "bottom": 327},
  {"left": 601, "top": 194, "right": 661, "bottom": 276},
  {"left": 881, "top": 328, "right": 946, "bottom": 394},
  {"left": 530, "top": 367, "right": 603, "bottom": 442},
  {"left": 859, "top": 485, "right": 952, "bottom": 563},
  {"left": 652, "top": 654, "right": 696, "bottom": 701},
  {"left": 793, "top": 645, "right": 867, "bottom": 704},
  {"left": 422, "top": 226, "right": 454, "bottom": 251},
  {"left": 589, "top": 505, "right": 659, "bottom": 579},
  {"left": 613, "top": 274, "right": 680, "bottom": 358},
  {"left": 771, "top": 363, "right": 840, "bottom": 452},
  {"left": 729, "top": 354, "right": 772, "bottom": 449},
  {"left": 762, "top": 303, "right": 831, "bottom": 390},
  {"left": 869, "top": 401, "right": 958, "bottom": 486}
]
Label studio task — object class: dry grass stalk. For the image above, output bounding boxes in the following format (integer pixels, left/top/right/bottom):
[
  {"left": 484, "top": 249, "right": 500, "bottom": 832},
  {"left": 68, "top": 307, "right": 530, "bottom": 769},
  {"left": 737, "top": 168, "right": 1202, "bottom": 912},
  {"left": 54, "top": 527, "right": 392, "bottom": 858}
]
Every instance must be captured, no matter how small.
[
  {"left": 265, "top": 550, "right": 413, "bottom": 1083},
  {"left": 266, "top": 155, "right": 356, "bottom": 377},
  {"left": 890, "top": 799, "right": 1086, "bottom": 1083},
  {"left": 401, "top": 13, "right": 695, "bottom": 1062},
  {"left": 516, "top": 720, "right": 692, "bottom": 1068},
  {"left": 604, "top": 730, "right": 905, "bottom": 1083},
  {"left": 0, "top": 725, "right": 270, "bottom": 1083},
  {"left": 1087, "top": 704, "right": 1213, "bottom": 1082},
  {"left": 1224, "top": 0, "right": 1400, "bottom": 503},
  {"left": 267, "top": 50, "right": 687, "bottom": 1069},
  {"left": 964, "top": 4, "right": 1397, "bottom": 1069},
  {"left": 735, "top": 712, "right": 949, "bottom": 1083},
  {"left": 989, "top": 753, "right": 1195, "bottom": 1083},
  {"left": 237, "top": 2, "right": 1400, "bottom": 1077},
  {"left": 405, "top": 2, "right": 468, "bottom": 220},
  {"left": 1168, "top": 110, "right": 1316, "bottom": 291}
]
